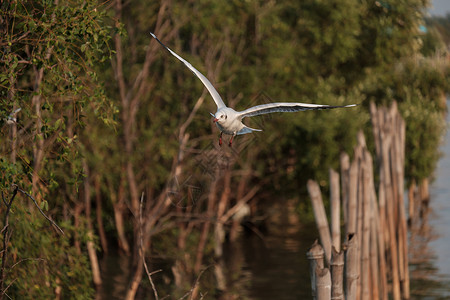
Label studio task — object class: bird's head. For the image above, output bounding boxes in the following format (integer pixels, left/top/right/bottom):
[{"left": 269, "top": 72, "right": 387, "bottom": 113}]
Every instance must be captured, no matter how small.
[{"left": 211, "top": 112, "right": 227, "bottom": 124}]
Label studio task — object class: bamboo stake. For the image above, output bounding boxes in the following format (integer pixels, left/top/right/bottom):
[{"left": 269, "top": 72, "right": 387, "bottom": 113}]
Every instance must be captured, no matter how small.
[
  {"left": 380, "top": 113, "right": 401, "bottom": 300},
  {"left": 316, "top": 266, "right": 332, "bottom": 300},
  {"left": 369, "top": 199, "right": 380, "bottom": 300},
  {"left": 369, "top": 101, "right": 381, "bottom": 158},
  {"left": 340, "top": 153, "right": 350, "bottom": 225},
  {"left": 355, "top": 132, "right": 366, "bottom": 300},
  {"left": 367, "top": 150, "right": 387, "bottom": 300},
  {"left": 330, "top": 168, "right": 341, "bottom": 253},
  {"left": 308, "top": 102, "right": 412, "bottom": 300},
  {"left": 361, "top": 151, "right": 371, "bottom": 300},
  {"left": 345, "top": 234, "right": 358, "bottom": 300},
  {"left": 347, "top": 160, "right": 358, "bottom": 237},
  {"left": 308, "top": 240, "right": 325, "bottom": 300},
  {"left": 397, "top": 116, "right": 410, "bottom": 299},
  {"left": 408, "top": 180, "right": 416, "bottom": 225},
  {"left": 331, "top": 247, "right": 344, "bottom": 300},
  {"left": 420, "top": 178, "right": 430, "bottom": 207},
  {"left": 308, "top": 180, "right": 332, "bottom": 263}
]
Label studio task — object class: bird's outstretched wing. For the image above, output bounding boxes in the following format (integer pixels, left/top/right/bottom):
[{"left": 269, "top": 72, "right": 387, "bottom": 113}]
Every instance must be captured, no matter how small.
[
  {"left": 150, "top": 32, "right": 226, "bottom": 109},
  {"left": 238, "top": 102, "right": 357, "bottom": 119}
]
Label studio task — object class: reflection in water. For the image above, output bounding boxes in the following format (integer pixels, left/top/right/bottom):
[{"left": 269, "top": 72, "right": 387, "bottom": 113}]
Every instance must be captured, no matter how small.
[
  {"left": 234, "top": 199, "right": 317, "bottom": 300},
  {"left": 409, "top": 99, "right": 450, "bottom": 299},
  {"left": 409, "top": 206, "right": 450, "bottom": 299},
  {"left": 99, "top": 250, "right": 132, "bottom": 299}
]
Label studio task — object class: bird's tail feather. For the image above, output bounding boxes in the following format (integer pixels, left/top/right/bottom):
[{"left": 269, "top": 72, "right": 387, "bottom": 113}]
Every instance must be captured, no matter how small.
[{"left": 237, "top": 126, "right": 262, "bottom": 135}]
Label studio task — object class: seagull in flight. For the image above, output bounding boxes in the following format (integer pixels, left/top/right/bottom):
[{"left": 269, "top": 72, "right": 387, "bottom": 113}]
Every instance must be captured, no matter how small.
[{"left": 150, "top": 32, "right": 357, "bottom": 147}]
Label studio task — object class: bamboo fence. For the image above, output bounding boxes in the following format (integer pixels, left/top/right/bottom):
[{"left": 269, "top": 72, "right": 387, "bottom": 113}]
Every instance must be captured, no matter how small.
[{"left": 307, "top": 102, "right": 410, "bottom": 300}]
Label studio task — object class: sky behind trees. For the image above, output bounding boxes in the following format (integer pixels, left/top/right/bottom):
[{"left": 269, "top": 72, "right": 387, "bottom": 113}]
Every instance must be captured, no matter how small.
[{"left": 429, "top": 0, "right": 450, "bottom": 16}]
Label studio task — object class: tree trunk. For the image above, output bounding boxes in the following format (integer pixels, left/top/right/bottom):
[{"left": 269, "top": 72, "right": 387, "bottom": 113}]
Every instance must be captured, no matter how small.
[
  {"left": 83, "top": 160, "right": 102, "bottom": 287},
  {"left": 109, "top": 176, "right": 131, "bottom": 255},
  {"left": 94, "top": 175, "right": 108, "bottom": 253}
]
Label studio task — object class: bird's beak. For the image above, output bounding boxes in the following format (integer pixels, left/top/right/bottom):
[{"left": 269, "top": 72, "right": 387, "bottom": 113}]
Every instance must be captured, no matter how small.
[{"left": 210, "top": 112, "right": 218, "bottom": 123}]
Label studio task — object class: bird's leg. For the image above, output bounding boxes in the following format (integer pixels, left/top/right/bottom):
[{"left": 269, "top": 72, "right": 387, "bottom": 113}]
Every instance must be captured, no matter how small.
[
  {"left": 228, "top": 134, "right": 235, "bottom": 147},
  {"left": 219, "top": 132, "right": 223, "bottom": 146}
]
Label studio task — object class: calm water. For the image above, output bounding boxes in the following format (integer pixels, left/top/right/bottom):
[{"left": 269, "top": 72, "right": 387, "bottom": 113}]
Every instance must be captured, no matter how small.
[
  {"left": 231, "top": 201, "right": 317, "bottom": 299},
  {"left": 409, "top": 100, "right": 450, "bottom": 299}
]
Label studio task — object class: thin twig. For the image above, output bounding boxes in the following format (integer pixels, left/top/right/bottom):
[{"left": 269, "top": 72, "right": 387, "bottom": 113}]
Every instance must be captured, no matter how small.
[
  {"left": 9, "top": 258, "right": 45, "bottom": 271},
  {"left": 178, "top": 265, "right": 212, "bottom": 300},
  {"left": 1, "top": 277, "right": 17, "bottom": 299},
  {"left": 139, "top": 192, "right": 159, "bottom": 300},
  {"left": 14, "top": 186, "right": 64, "bottom": 235}
]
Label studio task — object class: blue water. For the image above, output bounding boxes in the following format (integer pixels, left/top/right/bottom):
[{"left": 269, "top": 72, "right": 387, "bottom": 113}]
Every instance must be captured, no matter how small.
[
  {"left": 409, "top": 100, "right": 450, "bottom": 299},
  {"left": 420, "top": 99, "right": 450, "bottom": 298}
]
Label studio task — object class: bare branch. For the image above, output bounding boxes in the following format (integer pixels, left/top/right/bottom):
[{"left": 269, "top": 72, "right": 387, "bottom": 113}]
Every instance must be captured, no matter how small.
[
  {"left": 220, "top": 184, "right": 260, "bottom": 223},
  {"left": 9, "top": 258, "right": 44, "bottom": 271},
  {"left": 178, "top": 265, "right": 212, "bottom": 300},
  {"left": 139, "top": 193, "right": 159, "bottom": 300},
  {"left": 14, "top": 186, "right": 65, "bottom": 235}
]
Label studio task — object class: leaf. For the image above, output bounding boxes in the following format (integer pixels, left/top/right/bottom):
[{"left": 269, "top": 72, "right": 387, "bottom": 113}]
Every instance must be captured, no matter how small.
[{"left": 40, "top": 200, "right": 48, "bottom": 211}]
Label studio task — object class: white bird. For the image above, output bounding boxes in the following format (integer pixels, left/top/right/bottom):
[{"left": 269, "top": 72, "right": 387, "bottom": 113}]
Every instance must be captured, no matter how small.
[
  {"left": 150, "top": 32, "right": 357, "bottom": 147},
  {"left": 6, "top": 108, "right": 21, "bottom": 125}
]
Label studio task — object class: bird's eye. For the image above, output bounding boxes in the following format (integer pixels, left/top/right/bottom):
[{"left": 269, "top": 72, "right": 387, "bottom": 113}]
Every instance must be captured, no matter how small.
[
  {"left": 225, "top": 115, "right": 227, "bottom": 119},
  {"left": 221, "top": 115, "right": 224, "bottom": 118}
]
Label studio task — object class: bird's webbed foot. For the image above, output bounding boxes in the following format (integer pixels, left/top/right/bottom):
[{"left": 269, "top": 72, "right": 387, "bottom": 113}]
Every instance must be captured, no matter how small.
[
  {"left": 228, "top": 135, "right": 235, "bottom": 147},
  {"left": 219, "top": 132, "right": 223, "bottom": 147}
]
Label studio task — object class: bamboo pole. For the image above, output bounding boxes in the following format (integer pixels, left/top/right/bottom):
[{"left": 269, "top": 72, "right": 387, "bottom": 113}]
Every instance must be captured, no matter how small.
[
  {"left": 408, "top": 180, "right": 416, "bottom": 225},
  {"left": 308, "top": 240, "right": 325, "bottom": 300},
  {"left": 370, "top": 101, "right": 381, "bottom": 158},
  {"left": 340, "top": 153, "right": 350, "bottom": 225},
  {"left": 397, "top": 115, "right": 410, "bottom": 299},
  {"left": 361, "top": 151, "right": 371, "bottom": 300},
  {"left": 419, "top": 178, "right": 430, "bottom": 207},
  {"left": 316, "top": 266, "right": 332, "bottom": 300},
  {"left": 369, "top": 202, "right": 380, "bottom": 300},
  {"left": 331, "top": 247, "right": 344, "bottom": 300},
  {"left": 308, "top": 180, "right": 332, "bottom": 263},
  {"left": 347, "top": 160, "right": 358, "bottom": 236},
  {"left": 345, "top": 234, "right": 358, "bottom": 300},
  {"left": 380, "top": 106, "right": 401, "bottom": 300},
  {"left": 367, "top": 150, "right": 387, "bottom": 300},
  {"left": 330, "top": 168, "right": 341, "bottom": 253},
  {"left": 308, "top": 102, "right": 412, "bottom": 300},
  {"left": 355, "top": 133, "right": 365, "bottom": 300}
]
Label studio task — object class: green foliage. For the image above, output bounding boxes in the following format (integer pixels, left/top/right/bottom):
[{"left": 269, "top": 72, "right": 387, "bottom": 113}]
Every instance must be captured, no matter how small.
[
  {"left": 425, "top": 14, "right": 450, "bottom": 47},
  {"left": 1, "top": 201, "right": 94, "bottom": 299},
  {"left": 361, "top": 54, "right": 449, "bottom": 181},
  {"left": 0, "top": 0, "right": 114, "bottom": 297},
  {"left": 401, "top": 96, "right": 444, "bottom": 182},
  {"left": 0, "top": 0, "right": 115, "bottom": 191}
]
